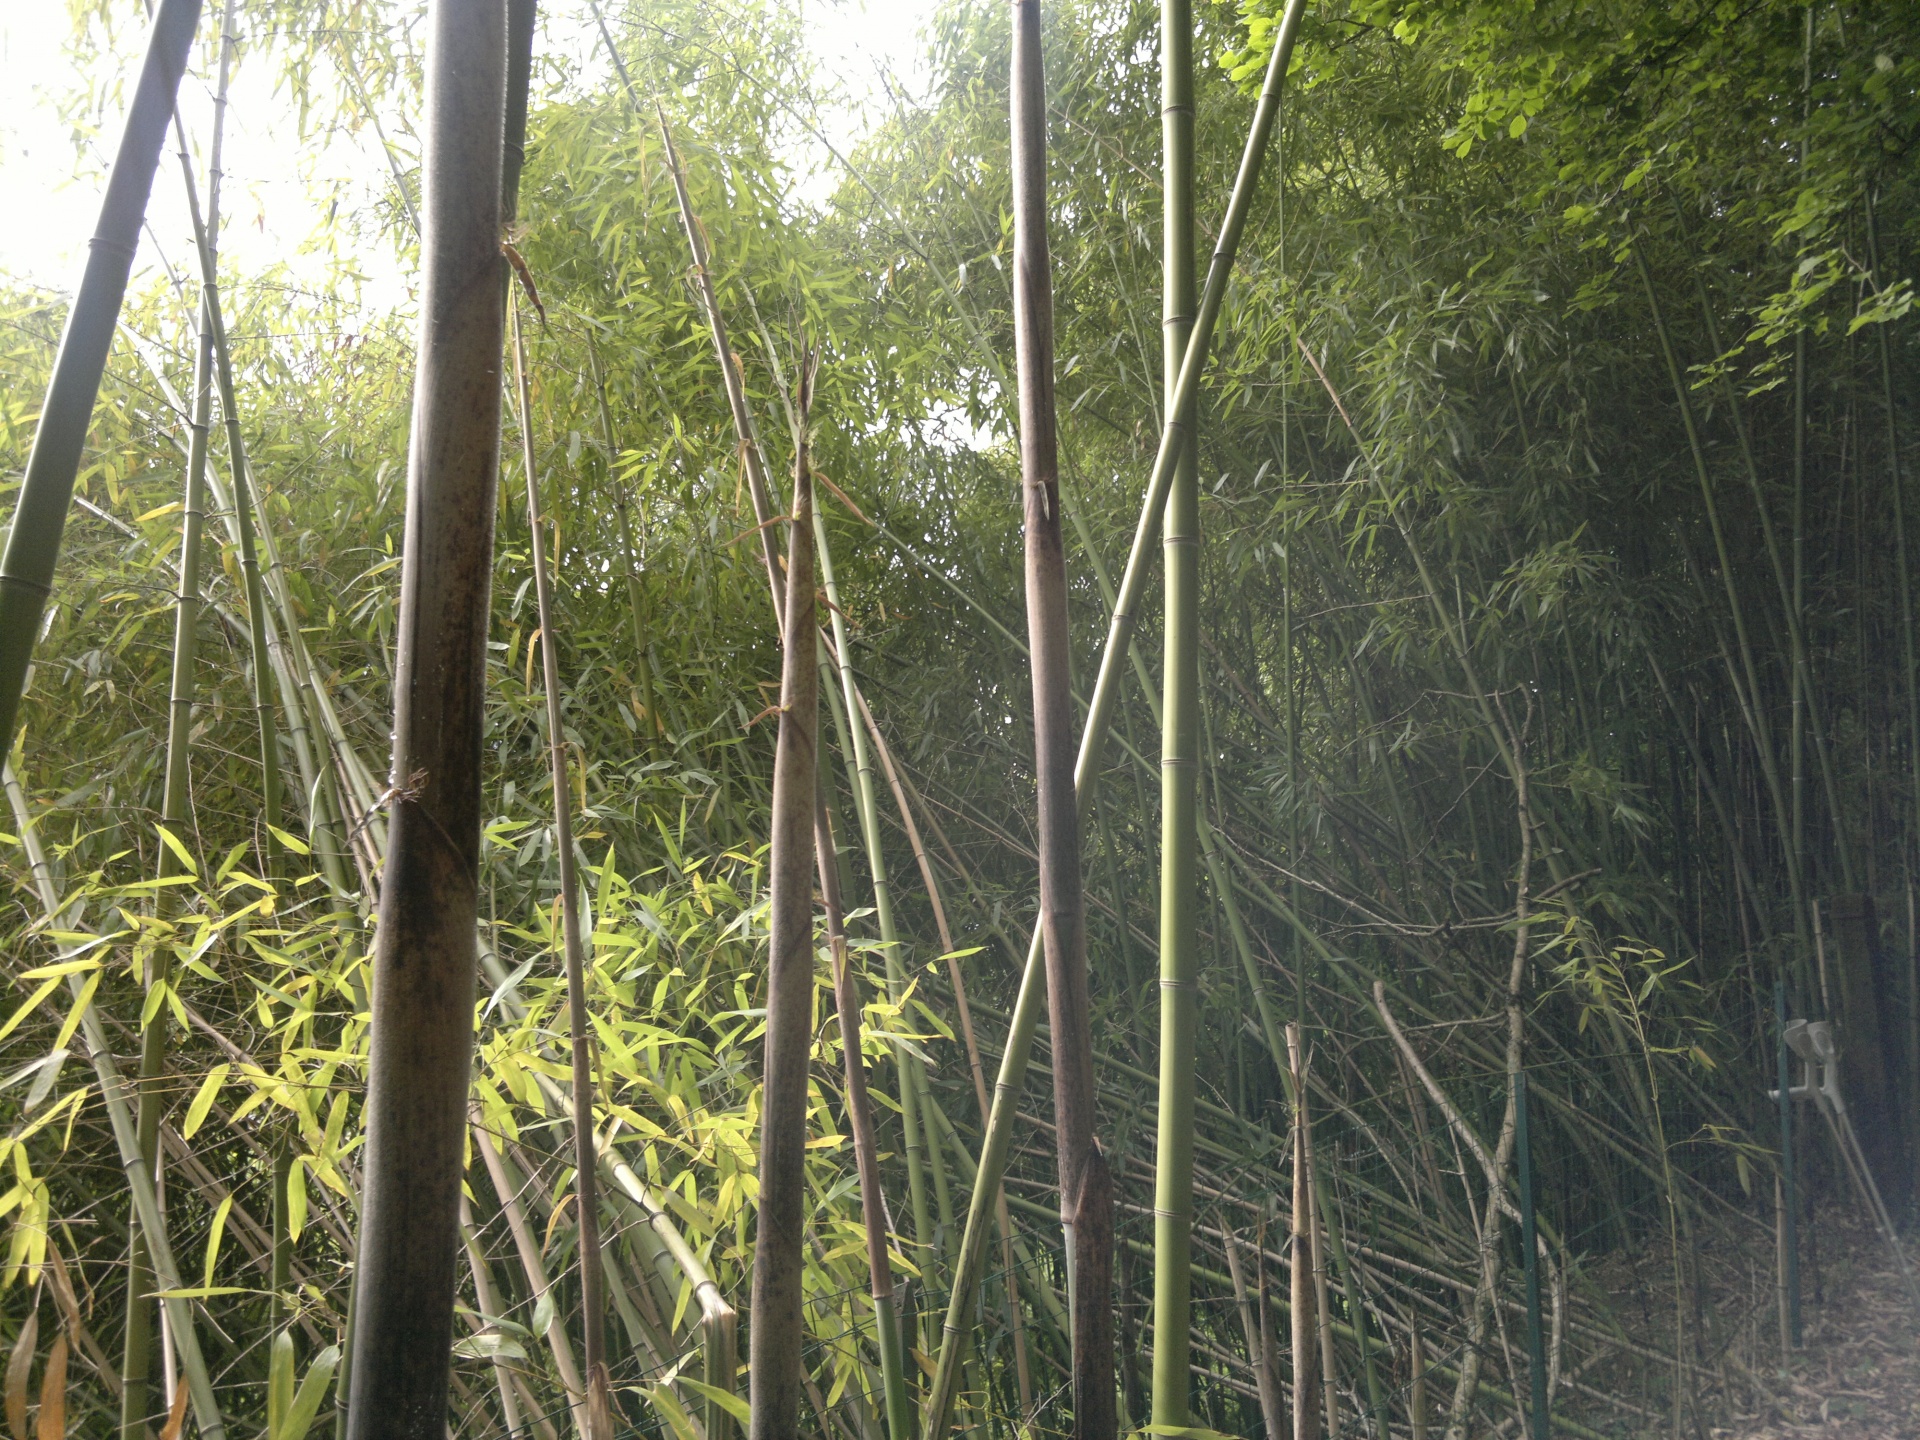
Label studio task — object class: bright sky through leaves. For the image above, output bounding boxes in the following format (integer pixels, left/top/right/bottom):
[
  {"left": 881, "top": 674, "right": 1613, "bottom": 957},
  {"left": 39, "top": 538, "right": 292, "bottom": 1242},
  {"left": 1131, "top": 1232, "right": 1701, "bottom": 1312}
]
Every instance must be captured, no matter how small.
[{"left": 0, "top": 1, "right": 938, "bottom": 303}]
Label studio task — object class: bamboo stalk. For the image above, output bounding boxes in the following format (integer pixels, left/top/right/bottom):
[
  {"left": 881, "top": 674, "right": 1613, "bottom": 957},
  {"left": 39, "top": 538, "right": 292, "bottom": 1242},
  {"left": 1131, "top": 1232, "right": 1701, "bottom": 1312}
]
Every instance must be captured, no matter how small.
[
  {"left": 814, "top": 526, "right": 935, "bottom": 1265},
  {"left": 601, "top": 1150, "right": 738, "bottom": 1440},
  {"left": 345, "top": 4, "right": 508, "bottom": 1433},
  {"left": 747, "top": 361, "right": 818, "bottom": 1440},
  {"left": 1287, "top": 1026, "right": 1319, "bottom": 1440},
  {"left": 1223, "top": 1227, "right": 1285, "bottom": 1440},
  {"left": 1151, "top": 0, "right": 1201, "bottom": 1426},
  {"left": 460, "top": 1189, "right": 559, "bottom": 1440},
  {"left": 1009, "top": 6, "right": 1114, "bottom": 1436},
  {"left": 921, "top": 10, "right": 1309, "bottom": 1427},
  {"left": 473, "top": 1120, "right": 591, "bottom": 1437},
  {"left": 511, "top": 299, "right": 612, "bottom": 1440},
  {"left": 1314, "top": 1159, "right": 1389, "bottom": 1440},
  {"left": 815, "top": 793, "right": 914, "bottom": 1440},
  {"left": 0, "top": 0, "right": 203, "bottom": 753},
  {"left": 848, "top": 688, "right": 1035, "bottom": 1417},
  {"left": 655, "top": 112, "right": 787, "bottom": 621},
  {"left": 123, "top": 62, "right": 237, "bottom": 1438}
]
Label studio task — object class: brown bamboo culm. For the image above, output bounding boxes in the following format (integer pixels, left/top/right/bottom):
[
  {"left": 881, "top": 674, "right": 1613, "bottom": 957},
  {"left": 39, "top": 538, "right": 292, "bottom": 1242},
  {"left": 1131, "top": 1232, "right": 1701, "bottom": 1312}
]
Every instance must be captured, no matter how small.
[
  {"left": 747, "top": 363, "right": 819, "bottom": 1440},
  {"left": 344, "top": 4, "right": 508, "bottom": 1435},
  {"left": 1010, "top": 3, "right": 1115, "bottom": 1436}
]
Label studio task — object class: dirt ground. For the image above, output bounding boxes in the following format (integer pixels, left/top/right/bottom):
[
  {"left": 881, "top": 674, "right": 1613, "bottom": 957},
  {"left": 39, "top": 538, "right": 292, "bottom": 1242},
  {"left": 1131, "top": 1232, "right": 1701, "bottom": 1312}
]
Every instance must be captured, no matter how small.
[{"left": 1714, "top": 1211, "right": 1920, "bottom": 1438}]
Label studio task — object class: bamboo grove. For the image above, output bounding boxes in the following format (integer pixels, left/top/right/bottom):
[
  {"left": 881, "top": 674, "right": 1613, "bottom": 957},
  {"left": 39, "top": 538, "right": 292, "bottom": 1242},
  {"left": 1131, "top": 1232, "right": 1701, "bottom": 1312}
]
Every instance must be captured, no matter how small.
[{"left": 1, "top": 1, "right": 1917, "bottom": 1438}]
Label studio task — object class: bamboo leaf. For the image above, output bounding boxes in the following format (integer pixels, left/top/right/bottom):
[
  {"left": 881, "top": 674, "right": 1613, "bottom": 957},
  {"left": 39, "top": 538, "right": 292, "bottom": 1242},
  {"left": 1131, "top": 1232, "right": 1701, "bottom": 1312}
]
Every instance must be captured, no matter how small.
[
  {"left": 48, "top": 973, "right": 100, "bottom": 1055},
  {"left": 277, "top": 1346, "right": 340, "bottom": 1440},
  {"left": 679, "top": 1378, "right": 750, "bottom": 1425},
  {"left": 182, "top": 1064, "right": 230, "bottom": 1139},
  {"left": 31, "top": 1336, "right": 62, "bottom": 1440},
  {"left": 266, "top": 826, "right": 311, "bottom": 856},
  {"left": 285, "top": 1158, "right": 308, "bottom": 1242},
  {"left": 154, "top": 825, "right": 198, "bottom": 877},
  {"left": 267, "top": 1330, "right": 294, "bottom": 1440},
  {"left": 202, "top": 1193, "right": 234, "bottom": 1291},
  {"left": 5, "top": 1307, "right": 36, "bottom": 1440}
]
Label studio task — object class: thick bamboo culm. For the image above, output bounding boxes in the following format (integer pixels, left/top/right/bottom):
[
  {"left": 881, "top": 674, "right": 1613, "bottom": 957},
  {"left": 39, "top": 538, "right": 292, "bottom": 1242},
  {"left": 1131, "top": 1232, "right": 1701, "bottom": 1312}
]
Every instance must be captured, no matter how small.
[
  {"left": 747, "top": 372, "right": 819, "bottom": 1440},
  {"left": 344, "top": 4, "right": 508, "bottom": 1434},
  {"left": 1009, "top": 4, "right": 1115, "bottom": 1437}
]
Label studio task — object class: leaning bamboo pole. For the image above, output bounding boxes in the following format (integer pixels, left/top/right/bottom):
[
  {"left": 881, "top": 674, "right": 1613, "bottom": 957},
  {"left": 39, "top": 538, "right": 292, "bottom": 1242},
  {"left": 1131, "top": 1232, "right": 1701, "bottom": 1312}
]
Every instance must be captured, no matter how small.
[
  {"left": 921, "top": 6, "right": 1310, "bottom": 1431},
  {"left": 0, "top": 0, "right": 203, "bottom": 753},
  {"left": 122, "top": 84, "right": 229, "bottom": 1440},
  {"left": 815, "top": 792, "right": 915, "bottom": 1440},
  {"left": 344, "top": 4, "right": 508, "bottom": 1434},
  {"left": 849, "top": 685, "right": 1035, "bottom": 1418},
  {"left": 1151, "top": 0, "right": 1201, "bottom": 1427},
  {"left": 511, "top": 300, "right": 612, "bottom": 1440},
  {"left": 602, "top": 1148, "right": 738, "bottom": 1440}
]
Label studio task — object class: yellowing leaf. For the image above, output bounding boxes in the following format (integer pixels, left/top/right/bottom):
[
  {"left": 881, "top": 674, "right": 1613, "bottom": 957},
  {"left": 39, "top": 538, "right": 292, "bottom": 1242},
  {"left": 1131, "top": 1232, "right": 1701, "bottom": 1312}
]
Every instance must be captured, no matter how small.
[{"left": 182, "top": 1065, "right": 230, "bottom": 1140}]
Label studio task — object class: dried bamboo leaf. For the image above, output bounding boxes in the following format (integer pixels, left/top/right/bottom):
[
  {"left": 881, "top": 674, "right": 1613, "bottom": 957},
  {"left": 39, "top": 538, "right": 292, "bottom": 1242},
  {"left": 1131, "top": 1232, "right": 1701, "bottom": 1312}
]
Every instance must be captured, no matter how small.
[
  {"left": 5, "top": 1307, "right": 37, "bottom": 1440},
  {"left": 157, "top": 1382, "right": 190, "bottom": 1440},
  {"left": 32, "top": 1335, "right": 63, "bottom": 1440}
]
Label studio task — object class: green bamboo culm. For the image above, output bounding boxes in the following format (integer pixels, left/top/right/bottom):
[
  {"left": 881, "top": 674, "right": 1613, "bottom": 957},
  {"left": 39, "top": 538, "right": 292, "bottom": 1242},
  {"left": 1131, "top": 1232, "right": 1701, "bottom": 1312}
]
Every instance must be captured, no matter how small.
[
  {"left": 188, "top": 0, "right": 287, "bottom": 884},
  {"left": 0, "top": 0, "right": 203, "bottom": 755},
  {"left": 1774, "top": 980, "right": 1801, "bottom": 1350},
  {"left": 121, "top": 277, "right": 215, "bottom": 1440},
  {"left": 816, "top": 522, "right": 942, "bottom": 1270},
  {"left": 1150, "top": 0, "right": 1200, "bottom": 1427}
]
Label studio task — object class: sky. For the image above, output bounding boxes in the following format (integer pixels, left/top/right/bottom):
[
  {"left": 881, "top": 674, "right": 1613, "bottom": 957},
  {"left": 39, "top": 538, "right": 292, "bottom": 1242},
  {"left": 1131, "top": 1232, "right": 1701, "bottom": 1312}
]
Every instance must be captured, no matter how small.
[{"left": 0, "top": 1, "right": 943, "bottom": 310}]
